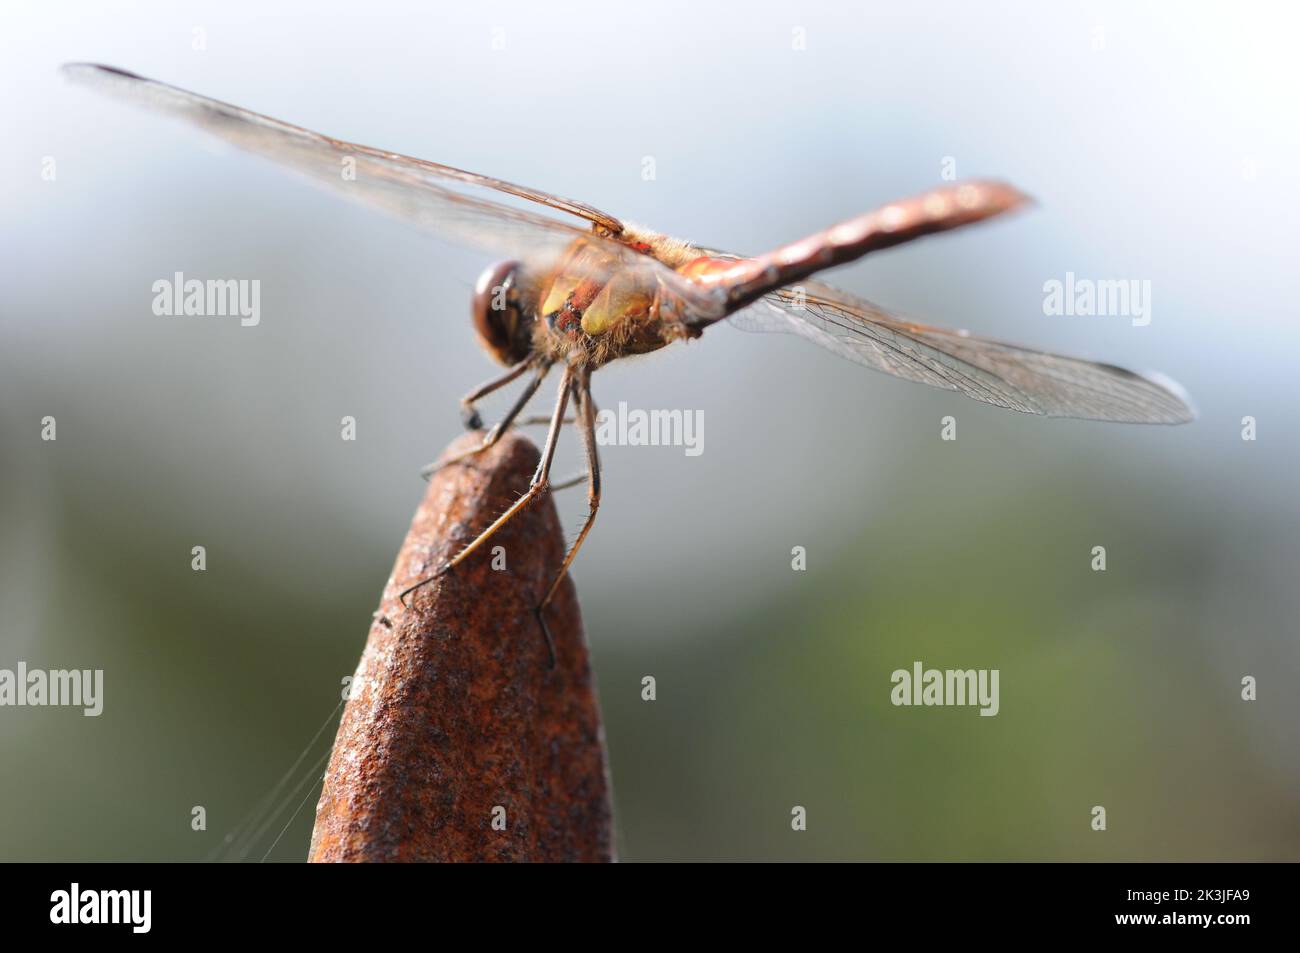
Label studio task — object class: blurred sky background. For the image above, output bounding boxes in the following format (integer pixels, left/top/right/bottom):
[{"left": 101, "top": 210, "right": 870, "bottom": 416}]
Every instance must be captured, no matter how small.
[{"left": 2, "top": 0, "right": 1298, "bottom": 861}]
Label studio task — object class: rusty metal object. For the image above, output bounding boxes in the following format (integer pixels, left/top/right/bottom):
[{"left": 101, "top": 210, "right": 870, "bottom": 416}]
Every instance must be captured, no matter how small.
[{"left": 309, "top": 431, "right": 613, "bottom": 862}]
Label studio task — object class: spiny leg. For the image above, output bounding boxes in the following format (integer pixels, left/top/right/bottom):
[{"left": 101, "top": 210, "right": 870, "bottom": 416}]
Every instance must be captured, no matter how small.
[
  {"left": 457, "top": 358, "right": 534, "bottom": 430},
  {"left": 515, "top": 415, "right": 575, "bottom": 427},
  {"left": 420, "top": 361, "right": 551, "bottom": 480},
  {"left": 536, "top": 367, "right": 601, "bottom": 653},
  {"left": 400, "top": 364, "right": 574, "bottom": 615},
  {"left": 548, "top": 472, "right": 586, "bottom": 492}
]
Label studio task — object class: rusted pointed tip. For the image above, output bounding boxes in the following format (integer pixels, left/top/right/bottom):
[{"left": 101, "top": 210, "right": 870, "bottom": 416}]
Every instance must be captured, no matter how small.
[{"left": 309, "top": 431, "right": 613, "bottom": 862}]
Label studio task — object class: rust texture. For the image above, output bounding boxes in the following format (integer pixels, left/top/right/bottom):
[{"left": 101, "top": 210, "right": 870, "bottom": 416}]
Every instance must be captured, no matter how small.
[{"left": 309, "top": 431, "right": 613, "bottom": 862}]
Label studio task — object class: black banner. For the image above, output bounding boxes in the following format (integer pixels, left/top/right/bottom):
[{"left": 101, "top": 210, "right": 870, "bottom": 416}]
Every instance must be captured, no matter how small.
[{"left": 2, "top": 862, "right": 1281, "bottom": 940}]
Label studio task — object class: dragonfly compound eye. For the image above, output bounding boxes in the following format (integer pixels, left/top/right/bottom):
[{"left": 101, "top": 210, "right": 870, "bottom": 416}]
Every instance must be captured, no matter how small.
[{"left": 471, "top": 260, "right": 533, "bottom": 366}]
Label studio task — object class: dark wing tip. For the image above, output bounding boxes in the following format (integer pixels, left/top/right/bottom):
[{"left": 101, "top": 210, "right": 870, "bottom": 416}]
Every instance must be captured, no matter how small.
[
  {"left": 62, "top": 63, "right": 143, "bottom": 81},
  {"left": 1136, "top": 368, "right": 1197, "bottom": 424},
  {"left": 1062, "top": 363, "right": 1197, "bottom": 424}
]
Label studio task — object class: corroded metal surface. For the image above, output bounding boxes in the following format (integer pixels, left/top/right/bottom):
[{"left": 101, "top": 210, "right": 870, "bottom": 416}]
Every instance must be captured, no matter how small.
[{"left": 309, "top": 431, "right": 612, "bottom": 862}]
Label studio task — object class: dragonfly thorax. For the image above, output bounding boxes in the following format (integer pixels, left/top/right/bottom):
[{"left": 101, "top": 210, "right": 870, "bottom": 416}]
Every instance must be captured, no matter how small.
[{"left": 529, "top": 238, "right": 691, "bottom": 368}]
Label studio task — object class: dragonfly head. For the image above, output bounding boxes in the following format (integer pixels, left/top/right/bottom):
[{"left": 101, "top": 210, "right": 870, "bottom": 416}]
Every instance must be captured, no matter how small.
[{"left": 471, "top": 260, "right": 534, "bottom": 366}]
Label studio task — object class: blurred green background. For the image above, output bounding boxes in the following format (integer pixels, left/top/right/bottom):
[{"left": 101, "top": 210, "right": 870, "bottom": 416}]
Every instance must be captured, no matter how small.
[{"left": 2, "top": 0, "right": 1297, "bottom": 861}]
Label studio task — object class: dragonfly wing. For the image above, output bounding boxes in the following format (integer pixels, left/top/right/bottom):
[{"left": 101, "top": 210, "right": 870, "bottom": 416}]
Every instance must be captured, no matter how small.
[
  {"left": 64, "top": 64, "right": 624, "bottom": 232},
  {"left": 730, "top": 281, "right": 1194, "bottom": 424},
  {"left": 62, "top": 63, "right": 724, "bottom": 312}
]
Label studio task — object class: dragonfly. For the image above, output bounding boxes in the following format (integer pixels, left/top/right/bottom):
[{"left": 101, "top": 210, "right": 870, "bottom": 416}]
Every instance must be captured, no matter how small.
[{"left": 65, "top": 64, "right": 1194, "bottom": 660}]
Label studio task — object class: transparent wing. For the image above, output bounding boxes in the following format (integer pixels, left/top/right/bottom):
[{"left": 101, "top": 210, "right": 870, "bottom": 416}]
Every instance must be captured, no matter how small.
[
  {"left": 62, "top": 63, "right": 722, "bottom": 312},
  {"left": 730, "top": 281, "right": 1194, "bottom": 424}
]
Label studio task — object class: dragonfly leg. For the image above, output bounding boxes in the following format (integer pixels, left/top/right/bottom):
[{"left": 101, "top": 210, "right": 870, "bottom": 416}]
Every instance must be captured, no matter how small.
[
  {"left": 535, "top": 367, "right": 600, "bottom": 661},
  {"left": 458, "top": 358, "right": 533, "bottom": 431},
  {"left": 420, "top": 361, "right": 551, "bottom": 480},
  {"left": 548, "top": 471, "right": 586, "bottom": 492},
  {"left": 515, "top": 415, "right": 575, "bottom": 427},
  {"left": 400, "top": 364, "right": 573, "bottom": 617}
]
